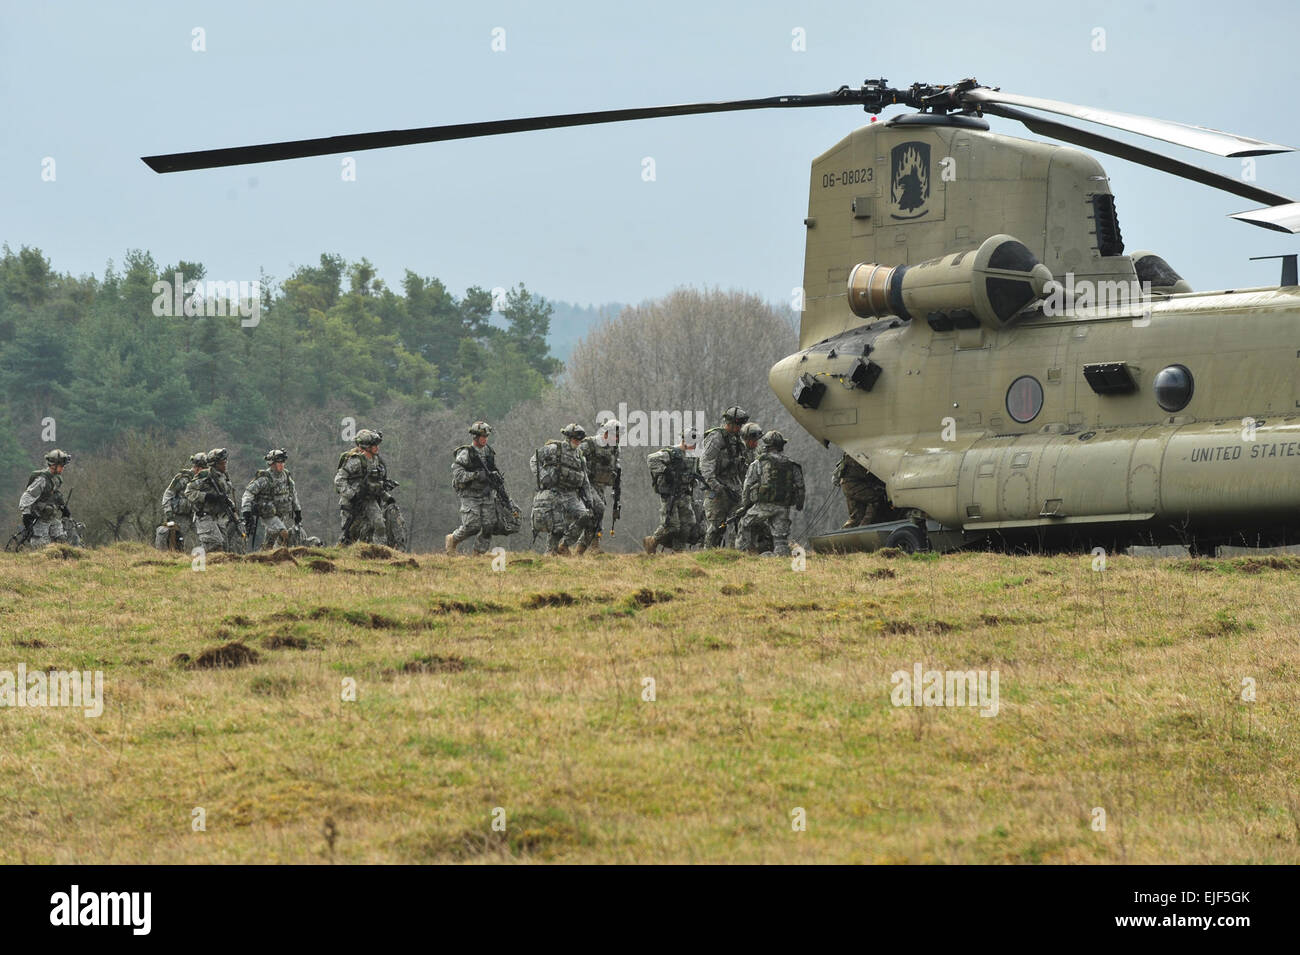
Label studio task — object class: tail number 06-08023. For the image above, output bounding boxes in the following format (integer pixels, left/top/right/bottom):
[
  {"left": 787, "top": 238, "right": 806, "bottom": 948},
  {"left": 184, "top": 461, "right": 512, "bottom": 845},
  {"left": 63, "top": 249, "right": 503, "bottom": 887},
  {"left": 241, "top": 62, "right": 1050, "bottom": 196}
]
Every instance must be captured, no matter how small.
[{"left": 822, "top": 168, "right": 873, "bottom": 188}]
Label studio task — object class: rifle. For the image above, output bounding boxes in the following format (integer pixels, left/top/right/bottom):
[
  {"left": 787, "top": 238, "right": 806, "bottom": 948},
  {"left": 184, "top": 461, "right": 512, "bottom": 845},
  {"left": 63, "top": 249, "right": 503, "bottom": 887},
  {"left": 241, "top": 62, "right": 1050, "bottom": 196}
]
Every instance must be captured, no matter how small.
[
  {"left": 471, "top": 448, "right": 520, "bottom": 522},
  {"left": 4, "top": 519, "right": 34, "bottom": 552},
  {"left": 609, "top": 468, "right": 622, "bottom": 538}
]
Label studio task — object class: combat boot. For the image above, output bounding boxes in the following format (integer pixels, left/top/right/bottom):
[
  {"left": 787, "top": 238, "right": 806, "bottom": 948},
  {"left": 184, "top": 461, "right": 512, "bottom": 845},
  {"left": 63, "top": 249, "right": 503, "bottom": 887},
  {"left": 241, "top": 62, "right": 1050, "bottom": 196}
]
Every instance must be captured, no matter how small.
[
  {"left": 642, "top": 535, "right": 657, "bottom": 555},
  {"left": 574, "top": 542, "right": 588, "bottom": 556},
  {"left": 586, "top": 537, "right": 602, "bottom": 555},
  {"left": 444, "top": 533, "right": 457, "bottom": 556},
  {"left": 556, "top": 543, "right": 572, "bottom": 556}
]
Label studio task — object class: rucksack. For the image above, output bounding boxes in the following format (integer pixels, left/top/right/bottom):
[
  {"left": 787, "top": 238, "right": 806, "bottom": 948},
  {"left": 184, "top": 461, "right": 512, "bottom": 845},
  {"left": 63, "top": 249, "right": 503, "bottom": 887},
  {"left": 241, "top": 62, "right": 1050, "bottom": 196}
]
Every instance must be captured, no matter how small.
[
  {"left": 756, "top": 454, "right": 803, "bottom": 507},
  {"left": 647, "top": 448, "right": 683, "bottom": 495}
]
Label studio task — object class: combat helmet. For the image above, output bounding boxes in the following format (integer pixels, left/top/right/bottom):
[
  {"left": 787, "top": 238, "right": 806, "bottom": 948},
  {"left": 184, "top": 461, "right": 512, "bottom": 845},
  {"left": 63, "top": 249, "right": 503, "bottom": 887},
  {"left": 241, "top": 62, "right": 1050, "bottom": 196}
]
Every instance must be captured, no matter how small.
[
  {"left": 265, "top": 448, "right": 288, "bottom": 463},
  {"left": 189, "top": 452, "right": 207, "bottom": 467},
  {"left": 207, "top": 448, "right": 229, "bottom": 464},
  {"left": 44, "top": 449, "right": 72, "bottom": 466},
  {"left": 468, "top": 421, "right": 492, "bottom": 437},
  {"left": 722, "top": 406, "right": 750, "bottom": 425},
  {"left": 740, "top": 422, "right": 763, "bottom": 442},
  {"left": 681, "top": 426, "right": 700, "bottom": 448},
  {"left": 560, "top": 423, "right": 586, "bottom": 440},
  {"left": 354, "top": 429, "right": 381, "bottom": 448},
  {"left": 762, "top": 430, "right": 787, "bottom": 449}
]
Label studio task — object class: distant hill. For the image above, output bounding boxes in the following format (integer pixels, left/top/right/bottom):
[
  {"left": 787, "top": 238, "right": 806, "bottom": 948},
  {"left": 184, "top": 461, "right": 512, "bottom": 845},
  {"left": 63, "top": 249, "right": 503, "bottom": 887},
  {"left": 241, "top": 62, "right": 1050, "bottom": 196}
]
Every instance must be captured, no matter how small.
[
  {"left": 484, "top": 298, "right": 623, "bottom": 363},
  {"left": 544, "top": 300, "right": 626, "bottom": 362}
]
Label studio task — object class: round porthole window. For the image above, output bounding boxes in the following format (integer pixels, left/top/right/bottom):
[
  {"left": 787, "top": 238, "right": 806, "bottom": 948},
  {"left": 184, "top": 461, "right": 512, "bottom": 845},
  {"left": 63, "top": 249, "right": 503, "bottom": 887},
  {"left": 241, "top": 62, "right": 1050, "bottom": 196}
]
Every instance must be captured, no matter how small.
[
  {"left": 1006, "top": 375, "right": 1044, "bottom": 423},
  {"left": 1153, "top": 364, "right": 1193, "bottom": 412}
]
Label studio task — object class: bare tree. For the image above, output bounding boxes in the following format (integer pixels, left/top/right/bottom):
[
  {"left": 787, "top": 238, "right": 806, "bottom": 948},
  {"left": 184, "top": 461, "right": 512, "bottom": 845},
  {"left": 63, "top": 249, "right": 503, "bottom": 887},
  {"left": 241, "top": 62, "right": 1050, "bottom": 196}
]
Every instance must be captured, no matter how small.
[{"left": 559, "top": 287, "right": 844, "bottom": 550}]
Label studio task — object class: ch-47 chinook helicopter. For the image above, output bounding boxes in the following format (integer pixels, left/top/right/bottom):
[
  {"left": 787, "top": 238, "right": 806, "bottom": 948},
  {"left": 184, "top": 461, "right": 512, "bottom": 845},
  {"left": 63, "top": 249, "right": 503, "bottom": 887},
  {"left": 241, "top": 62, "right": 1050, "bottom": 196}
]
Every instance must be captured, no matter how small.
[{"left": 143, "top": 78, "right": 1300, "bottom": 555}]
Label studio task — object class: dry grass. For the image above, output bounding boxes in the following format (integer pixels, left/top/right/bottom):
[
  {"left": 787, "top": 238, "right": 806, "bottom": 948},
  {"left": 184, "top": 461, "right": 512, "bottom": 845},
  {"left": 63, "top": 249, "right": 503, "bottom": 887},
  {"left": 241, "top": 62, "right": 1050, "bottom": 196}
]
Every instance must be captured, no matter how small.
[{"left": 0, "top": 543, "right": 1297, "bottom": 864}]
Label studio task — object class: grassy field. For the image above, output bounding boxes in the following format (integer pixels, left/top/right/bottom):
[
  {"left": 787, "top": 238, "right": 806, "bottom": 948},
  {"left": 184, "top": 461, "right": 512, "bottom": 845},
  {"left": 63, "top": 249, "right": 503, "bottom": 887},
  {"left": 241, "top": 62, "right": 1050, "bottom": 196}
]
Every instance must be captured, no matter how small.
[{"left": 1, "top": 541, "right": 1298, "bottom": 864}]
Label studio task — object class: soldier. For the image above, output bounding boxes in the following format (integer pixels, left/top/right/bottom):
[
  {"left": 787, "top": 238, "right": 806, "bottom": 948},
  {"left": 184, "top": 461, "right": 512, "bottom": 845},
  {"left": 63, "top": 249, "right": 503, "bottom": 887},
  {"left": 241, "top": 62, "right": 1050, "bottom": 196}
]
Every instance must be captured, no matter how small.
[
  {"left": 17, "top": 449, "right": 72, "bottom": 549},
  {"left": 699, "top": 406, "right": 750, "bottom": 547},
  {"left": 241, "top": 449, "right": 303, "bottom": 550},
  {"left": 529, "top": 423, "right": 594, "bottom": 556},
  {"left": 447, "top": 421, "right": 506, "bottom": 556},
  {"left": 643, "top": 430, "right": 702, "bottom": 554},
  {"left": 735, "top": 421, "right": 770, "bottom": 550},
  {"left": 156, "top": 452, "right": 206, "bottom": 550},
  {"left": 184, "top": 448, "right": 246, "bottom": 553},
  {"left": 576, "top": 417, "right": 621, "bottom": 555},
  {"left": 833, "top": 453, "right": 891, "bottom": 526},
  {"left": 334, "top": 429, "right": 395, "bottom": 546},
  {"left": 738, "top": 430, "right": 805, "bottom": 557},
  {"left": 683, "top": 426, "right": 707, "bottom": 547}
]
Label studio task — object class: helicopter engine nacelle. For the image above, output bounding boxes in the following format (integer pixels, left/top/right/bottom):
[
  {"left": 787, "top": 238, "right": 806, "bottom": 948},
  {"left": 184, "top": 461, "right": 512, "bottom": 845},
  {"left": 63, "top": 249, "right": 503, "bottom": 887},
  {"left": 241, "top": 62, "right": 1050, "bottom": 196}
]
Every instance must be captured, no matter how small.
[{"left": 846, "top": 234, "right": 1053, "bottom": 331}]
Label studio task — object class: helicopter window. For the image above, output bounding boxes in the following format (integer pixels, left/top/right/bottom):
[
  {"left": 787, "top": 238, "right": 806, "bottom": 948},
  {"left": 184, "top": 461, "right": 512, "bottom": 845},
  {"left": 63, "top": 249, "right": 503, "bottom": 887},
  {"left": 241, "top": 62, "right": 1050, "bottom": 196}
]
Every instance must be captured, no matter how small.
[
  {"left": 1006, "top": 376, "right": 1044, "bottom": 424},
  {"left": 1153, "top": 364, "right": 1194, "bottom": 412}
]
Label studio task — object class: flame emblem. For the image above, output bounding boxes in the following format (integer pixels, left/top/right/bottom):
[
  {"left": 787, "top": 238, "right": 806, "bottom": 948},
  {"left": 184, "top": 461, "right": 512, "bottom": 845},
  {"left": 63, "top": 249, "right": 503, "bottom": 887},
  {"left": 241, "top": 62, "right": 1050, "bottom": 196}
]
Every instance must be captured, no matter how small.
[{"left": 890, "top": 141, "right": 931, "bottom": 220}]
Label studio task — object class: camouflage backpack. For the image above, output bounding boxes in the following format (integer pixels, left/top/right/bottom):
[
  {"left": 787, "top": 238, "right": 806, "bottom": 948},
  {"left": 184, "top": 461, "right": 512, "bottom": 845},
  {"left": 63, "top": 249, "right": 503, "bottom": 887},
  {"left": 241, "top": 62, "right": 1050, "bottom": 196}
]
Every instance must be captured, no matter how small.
[
  {"left": 756, "top": 454, "right": 804, "bottom": 506},
  {"left": 647, "top": 448, "right": 684, "bottom": 495},
  {"left": 532, "top": 441, "right": 561, "bottom": 489}
]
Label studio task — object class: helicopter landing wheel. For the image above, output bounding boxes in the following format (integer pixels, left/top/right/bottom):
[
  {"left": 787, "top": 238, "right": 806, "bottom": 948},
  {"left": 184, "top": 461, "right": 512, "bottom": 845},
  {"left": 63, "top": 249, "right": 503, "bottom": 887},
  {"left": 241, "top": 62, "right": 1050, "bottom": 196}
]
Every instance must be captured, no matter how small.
[{"left": 886, "top": 524, "right": 929, "bottom": 553}]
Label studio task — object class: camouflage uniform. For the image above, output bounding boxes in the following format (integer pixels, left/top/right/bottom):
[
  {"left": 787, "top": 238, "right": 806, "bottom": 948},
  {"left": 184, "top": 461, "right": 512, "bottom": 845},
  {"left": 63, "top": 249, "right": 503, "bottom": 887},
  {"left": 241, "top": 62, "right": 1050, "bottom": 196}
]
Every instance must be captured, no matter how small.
[
  {"left": 449, "top": 423, "right": 504, "bottom": 555},
  {"left": 834, "top": 453, "right": 889, "bottom": 526},
  {"left": 156, "top": 452, "right": 205, "bottom": 550},
  {"left": 643, "top": 446, "right": 698, "bottom": 552},
  {"left": 530, "top": 425, "right": 593, "bottom": 555},
  {"left": 699, "top": 407, "right": 750, "bottom": 547},
  {"left": 576, "top": 418, "right": 621, "bottom": 553},
  {"left": 241, "top": 450, "right": 303, "bottom": 549},
  {"left": 183, "top": 449, "right": 246, "bottom": 553},
  {"left": 17, "top": 451, "right": 71, "bottom": 548},
  {"left": 738, "top": 432, "right": 805, "bottom": 557},
  {"left": 334, "top": 430, "right": 392, "bottom": 546},
  {"left": 735, "top": 421, "right": 769, "bottom": 551}
]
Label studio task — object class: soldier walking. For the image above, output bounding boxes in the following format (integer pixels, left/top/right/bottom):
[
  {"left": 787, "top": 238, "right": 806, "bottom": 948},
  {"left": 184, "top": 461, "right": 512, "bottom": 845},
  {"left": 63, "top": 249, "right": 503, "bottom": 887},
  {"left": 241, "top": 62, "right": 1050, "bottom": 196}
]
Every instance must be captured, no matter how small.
[
  {"left": 156, "top": 452, "right": 206, "bottom": 550},
  {"left": 447, "top": 421, "right": 507, "bottom": 556},
  {"left": 576, "top": 417, "right": 621, "bottom": 554},
  {"left": 17, "top": 450, "right": 73, "bottom": 549},
  {"left": 699, "top": 406, "right": 750, "bottom": 547},
  {"left": 241, "top": 449, "right": 303, "bottom": 549},
  {"left": 738, "top": 430, "right": 805, "bottom": 556},
  {"left": 334, "top": 429, "right": 393, "bottom": 546},
  {"left": 184, "top": 448, "right": 246, "bottom": 553},
  {"left": 529, "top": 423, "right": 594, "bottom": 556},
  {"left": 643, "top": 430, "right": 702, "bottom": 554}
]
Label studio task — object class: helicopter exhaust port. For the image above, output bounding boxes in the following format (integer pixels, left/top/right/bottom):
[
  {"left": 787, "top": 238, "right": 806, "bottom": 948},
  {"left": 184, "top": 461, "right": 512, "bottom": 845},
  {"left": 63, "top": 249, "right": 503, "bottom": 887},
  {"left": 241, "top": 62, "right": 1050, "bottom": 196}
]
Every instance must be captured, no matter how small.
[{"left": 847, "top": 234, "right": 1054, "bottom": 331}]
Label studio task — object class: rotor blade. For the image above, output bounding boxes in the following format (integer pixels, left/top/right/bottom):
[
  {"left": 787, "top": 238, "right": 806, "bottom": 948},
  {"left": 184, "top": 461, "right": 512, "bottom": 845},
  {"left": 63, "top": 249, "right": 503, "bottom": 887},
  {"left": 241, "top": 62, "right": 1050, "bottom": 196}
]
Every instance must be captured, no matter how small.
[
  {"left": 965, "top": 88, "right": 1291, "bottom": 158},
  {"left": 141, "top": 89, "right": 887, "bottom": 173},
  {"left": 981, "top": 103, "right": 1294, "bottom": 207},
  {"left": 1230, "top": 202, "right": 1300, "bottom": 234}
]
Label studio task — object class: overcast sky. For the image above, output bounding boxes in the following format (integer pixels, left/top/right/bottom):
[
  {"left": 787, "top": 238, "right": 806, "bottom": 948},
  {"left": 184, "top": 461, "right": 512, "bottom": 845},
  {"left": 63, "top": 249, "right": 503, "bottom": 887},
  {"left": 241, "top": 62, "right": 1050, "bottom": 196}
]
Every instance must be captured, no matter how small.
[{"left": 4, "top": 0, "right": 1299, "bottom": 306}]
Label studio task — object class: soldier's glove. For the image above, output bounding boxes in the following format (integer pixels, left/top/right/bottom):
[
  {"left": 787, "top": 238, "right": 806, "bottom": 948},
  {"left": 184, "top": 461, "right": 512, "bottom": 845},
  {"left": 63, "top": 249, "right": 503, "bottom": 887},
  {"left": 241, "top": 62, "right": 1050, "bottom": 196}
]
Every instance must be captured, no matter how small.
[
  {"left": 241, "top": 510, "right": 253, "bottom": 524},
  {"left": 294, "top": 508, "right": 302, "bottom": 524},
  {"left": 22, "top": 512, "right": 35, "bottom": 530},
  {"left": 60, "top": 505, "right": 71, "bottom": 518}
]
